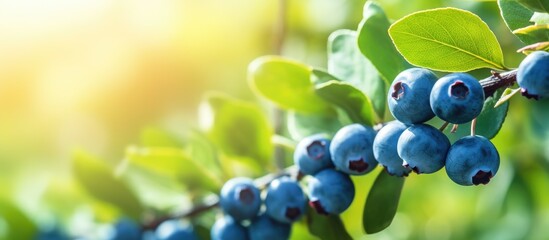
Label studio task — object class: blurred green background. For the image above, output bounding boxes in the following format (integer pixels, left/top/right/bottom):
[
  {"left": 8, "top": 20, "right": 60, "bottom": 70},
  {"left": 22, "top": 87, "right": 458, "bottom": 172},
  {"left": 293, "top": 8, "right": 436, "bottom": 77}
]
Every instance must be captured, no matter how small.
[{"left": 0, "top": 0, "right": 548, "bottom": 239}]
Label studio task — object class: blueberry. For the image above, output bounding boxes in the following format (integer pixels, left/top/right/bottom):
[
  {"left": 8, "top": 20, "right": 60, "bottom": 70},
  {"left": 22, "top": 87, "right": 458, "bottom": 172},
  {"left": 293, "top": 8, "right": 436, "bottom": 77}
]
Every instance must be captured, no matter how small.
[
  {"left": 388, "top": 68, "right": 438, "bottom": 124},
  {"left": 248, "top": 214, "right": 291, "bottom": 240},
  {"left": 293, "top": 134, "right": 333, "bottom": 175},
  {"left": 330, "top": 123, "right": 377, "bottom": 175},
  {"left": 397, "top": 124, "right": 450, "bottom": 174},
  {"left": 517, "top": 51, "right": 549, "bottom": 100},
  {"left": 445, "top": 135, "right": 500, "bottom": 186},
  {"left": 211, "top": 215, "right": 249, "bottom": 240},
  {"left": 107, "top": 217, "right": 141, "bottom": 240},
  {"left": 308, "top": 169, "right": 355, "bottom": 215},
  {"left": 220, "top": 178, "right": 261, "bottom": 221},
  {"left": 155, "top": 220, "right": 198, "bottom": 240},
  {"left": 265, "top": 177, "right": 307, "bottom": 223},
  {"left": 372, "top": 121, "right": 412, "bottom": 177},
  {"left": 430, "top": 73, "right": 484, "bottom": 124}
]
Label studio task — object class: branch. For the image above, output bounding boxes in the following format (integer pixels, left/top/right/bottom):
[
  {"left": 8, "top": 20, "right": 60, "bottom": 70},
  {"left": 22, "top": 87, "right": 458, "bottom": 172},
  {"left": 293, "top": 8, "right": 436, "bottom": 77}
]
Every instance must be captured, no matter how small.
[{"left": 480, "top": 69, "right": 517, "bottom": 98}]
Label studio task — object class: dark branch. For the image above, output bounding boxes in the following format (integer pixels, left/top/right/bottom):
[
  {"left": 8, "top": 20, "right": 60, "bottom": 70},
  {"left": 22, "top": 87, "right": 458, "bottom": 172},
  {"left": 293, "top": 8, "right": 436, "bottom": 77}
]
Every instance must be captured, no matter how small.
[{"left": 480, "top": 69, "right": 517, "bottom": 98}]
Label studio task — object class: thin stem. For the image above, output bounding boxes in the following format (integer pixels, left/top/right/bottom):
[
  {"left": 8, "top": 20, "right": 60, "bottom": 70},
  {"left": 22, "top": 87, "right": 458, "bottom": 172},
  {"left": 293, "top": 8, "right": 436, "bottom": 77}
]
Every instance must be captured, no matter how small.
[
  {"left": 451, "top": 124, "right": 459, "bottom": 133},
  {"left": 439, "top": 122, "right": 450, "bottom": 132},
  {"left": 471, "top": 118, "right": 477, "bottom": 136}
]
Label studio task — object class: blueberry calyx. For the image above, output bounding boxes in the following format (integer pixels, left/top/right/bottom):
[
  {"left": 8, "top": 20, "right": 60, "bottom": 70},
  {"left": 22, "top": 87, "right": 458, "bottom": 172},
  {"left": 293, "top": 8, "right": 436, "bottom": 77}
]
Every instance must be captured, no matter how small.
[
  {"left": 309, "top": 200, "right": 328, "bottom": 215},
  {"left": 402, "top": 162, "right": 420, "bottom": 174},
  {"left": 450, "top": 80, "right": 469, "bottom": 99},
  {"left": 520, "top": 88, "right": 539, "bottom": 100},
  {"left": 237, "top": 187, "right": 255, "bottom": 204},
  {"left": 306, "top": 140, "right": 326, "bottom": 160},
  {"left": 472, "top": 170, "right": 492, "bottom": 185},
  {"left": 284, "top": 207, "right": 301, "bottom": 220},
  {"left": 348, "top": 158, "right": 368, "bottom": 172},
  {"left": 391, "top": 82, "right": 405, "bottom": 100}
]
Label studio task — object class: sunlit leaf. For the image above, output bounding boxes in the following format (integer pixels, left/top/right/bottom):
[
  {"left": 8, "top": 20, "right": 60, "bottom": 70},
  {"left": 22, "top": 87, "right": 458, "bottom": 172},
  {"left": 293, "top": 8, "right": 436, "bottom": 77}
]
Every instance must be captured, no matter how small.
[
  {"left": 531, "top": 12, "right": 549, "bottom": 24},
  {"left": 124, "top": 146, "right": 222, "bottom": 192},
  {"left": 358, "top": 2, "right": 409, "bottom": 82},
  {"left": 287, "top": 111, "right": 343, "bottom": 140},
  {"left": 72, "top": 151, "right": 143, "bottom": 220},
  {"left": 512, "top": 24, "right": 549, "bottom": 41},
  {"left": 389, "top": 8, "right": 506, "bottom": 71},
  {"left": 199, "top": 92, "right": 273, "bottom": 168},
  {"left": 248, "top": 56, "right": 332, "bottom": 113},
  {"left": 328, "top": 29, "right": 387, "bottom": 119},
  {"left": 0, "top": 198, "right": 37, "bottom": 240},
  {"left": 315, "top": 81, "right": 377, "bottom": 126},
  {"left": 517, "top": 41, "right": 549, "bottom": 54},
  {"left": 495, "top": 87, "right": 521, "bottom": 107},
  {"left": 363, "top": 170, "right": 405, "bottom": 234},
  {"left": 307, "top": 206, "right": 352, "bottom": 240},
  {"left": 140, "top": 127, "right": 183, "bottom": 148}
]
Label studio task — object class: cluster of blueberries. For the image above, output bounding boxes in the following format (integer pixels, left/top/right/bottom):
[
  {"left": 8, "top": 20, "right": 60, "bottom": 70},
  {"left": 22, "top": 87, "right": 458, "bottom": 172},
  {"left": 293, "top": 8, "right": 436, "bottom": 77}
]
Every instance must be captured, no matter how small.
[{"left": 211, "top": 50, "right": 549, "bottom": 240}]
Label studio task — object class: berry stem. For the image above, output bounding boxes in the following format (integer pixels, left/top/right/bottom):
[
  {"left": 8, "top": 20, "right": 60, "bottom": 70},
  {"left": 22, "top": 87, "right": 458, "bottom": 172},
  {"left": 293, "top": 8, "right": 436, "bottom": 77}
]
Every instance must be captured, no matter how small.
[
  {"left": 439, "top": 122, "right": 450, "bottom": 132},
  {"left": 480, "top": 69, "right": 517, "bottom": 98},
  {"left": 451, "top": 124, "right": 459, "bottom": 133},
  {"left": 471, "top": 118, "right": 477, "bottom": 136}
]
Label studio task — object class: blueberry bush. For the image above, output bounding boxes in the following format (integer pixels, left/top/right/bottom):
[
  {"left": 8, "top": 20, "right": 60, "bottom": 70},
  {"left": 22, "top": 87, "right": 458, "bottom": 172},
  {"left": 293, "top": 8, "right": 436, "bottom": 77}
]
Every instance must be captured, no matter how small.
[{"left": 1, "top": 0, "right": 549, "bottom": 239}]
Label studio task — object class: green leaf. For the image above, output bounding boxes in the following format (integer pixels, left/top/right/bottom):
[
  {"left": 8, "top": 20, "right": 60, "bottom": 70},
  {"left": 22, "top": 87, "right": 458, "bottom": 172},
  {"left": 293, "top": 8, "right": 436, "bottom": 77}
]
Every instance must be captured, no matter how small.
[
  {"left": 357, "top": 2, "right": 409, "bottom": 82},
  {"left": 0, "top": 198, "right": 37, "bottom": 240},
  {"left": 328, "top": 29, "right": 387, "bottom": 119},
  {"left": 287, "top": 111, "right": 343, "bottom": 140},
  {"left": 495, "top": 87, "right": 521, "bottom": 107},
  {"left": 389, "top": 8, "right": 506, "bottom": 71},
  {"left": 72, "top": 151, "right": 143, "bottom": 220},
  {"left": 498, "top": 0, "right": 545, "bottom": 44},
  {"left": 124, "top": 146, "right": 223, "bottom": 192},
  {"left": 315, "top": 81, "right": 377, "bottom": 126},
  {"left": 517, "top": 0, "right": 549, "bottom": 13},
  {"left": 248, "top": 56, "right": 332, "bottom": 113},
  {"left": 199, "top": 92, "right": 273, "bottom": 167},
  {"left": 311, "top": 68, "right": 340, "bottom": 85},
  {"left": 513, "top": 24, "right": 549, "bottom": 41},
  {"left": 363, "top": 170, "right": 405, "bottom": 234},
  {"left": 307, "top": 206, "right": 352, "bottom": 240},
  {"left": 140, "top": 127, "right": 182, "bottom": 147},
  {"left": 183, "top": 130, "right": 224, "bottom": 179}
]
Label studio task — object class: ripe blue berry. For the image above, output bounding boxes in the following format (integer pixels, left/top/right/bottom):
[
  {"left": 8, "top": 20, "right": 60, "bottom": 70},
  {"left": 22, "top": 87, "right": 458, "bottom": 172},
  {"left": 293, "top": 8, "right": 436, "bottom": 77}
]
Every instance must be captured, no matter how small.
[
  {"left": 265, "top": 177, "right": 307, "bottom": 223},
  {"left": 517, "top": 51, "right": 549, "bottom": 100},
  {"left": 308, "top": 169, "right": 355, "bottom": 215},
  {"left": 35, "top": 227, "right": 69, "bottom": 240},
  {"left": 293, "top": 134, "right": 333, "bottom": 175},
  {"left": 373, "top": 121, "right": 412, "bottom": 177},
  {"left": 155, "top": 220, "right": 198, "bottom": 240},
  {"left": 248, "top": 214, "right": 291, "bottom": 240},
  {"left": 430, "top": 73, "right": 484, "bottom": 124},
  {"left": 107, "top": 218, "right": 141, "bottom": 240},
  {"left": 211, "top": 215, "right": 249, "bottom": 240},
  {"left": 445, "top": 135, "right": 500, "bottom": 186},
  {"left": 220, "top": 178, "right": 261, "bottom": 221},
  {"left": 397, "top": 124, "right": 450, "bottom": 174},
  {"left": 388, "top": 68, "right": 438, "bottom": 124},
  {"left": 330, "top": 123, "right": 377, "bottom": 175}
]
